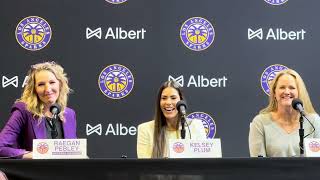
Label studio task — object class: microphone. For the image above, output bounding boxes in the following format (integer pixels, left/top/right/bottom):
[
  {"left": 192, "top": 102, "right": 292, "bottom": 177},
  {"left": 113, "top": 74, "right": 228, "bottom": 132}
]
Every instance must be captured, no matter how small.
[
  {"left": 176, "top": 100, "right": 187, "bottom": 139},
  {"left": 176, "top": 100, "right": 187, "bottom": 116},
  {"left": 292, "top": 98, "right": 307, "bottom": 156},
  {"left": 292, "top": 98, "right": 306, "bottom": 116},
  {"left": 50, "top": 103, "right": 61, "bottom": 119}
]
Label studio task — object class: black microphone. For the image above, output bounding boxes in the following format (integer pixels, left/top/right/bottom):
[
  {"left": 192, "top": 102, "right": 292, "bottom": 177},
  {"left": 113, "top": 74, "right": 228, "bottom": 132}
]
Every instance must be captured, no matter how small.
[
  {"left": 292, "top": 98, "right": 306, "bottom": 156},
  {"left": 176, "top": 100, "right": 187, "bottom": 139},
  {"left": 292, "top": 98, "right": 306, "bottom": 116},
  {"left": 176, "top": 100, "right": 187, "bottom": 116},
  {"left": 50, "top": 103, "right": 61, "bottom": 119}
]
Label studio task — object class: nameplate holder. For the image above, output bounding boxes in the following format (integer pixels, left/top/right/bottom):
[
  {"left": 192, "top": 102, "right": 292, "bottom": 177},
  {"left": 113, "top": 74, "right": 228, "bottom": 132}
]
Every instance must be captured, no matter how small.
[
  {"left": 168, "top": 139, "right": 222, "bottom": 158},
  {"left": 33, "top": 139, "right": 87, "bottom": 159},
  {"left": 304, "top": 138, "right": 320, "bottom": 157}
]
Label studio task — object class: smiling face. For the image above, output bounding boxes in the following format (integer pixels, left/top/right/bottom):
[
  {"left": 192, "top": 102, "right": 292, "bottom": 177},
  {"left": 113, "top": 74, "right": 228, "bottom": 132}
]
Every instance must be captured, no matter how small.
[
  {"left": 160, "top": 87, "right": 181, "bottom": 123},
  {"left": 35, "top": 70, "right": 60, "bottom": 108},
  {"left": 274, "top": 74, "right": 299, "bottom": 109}
]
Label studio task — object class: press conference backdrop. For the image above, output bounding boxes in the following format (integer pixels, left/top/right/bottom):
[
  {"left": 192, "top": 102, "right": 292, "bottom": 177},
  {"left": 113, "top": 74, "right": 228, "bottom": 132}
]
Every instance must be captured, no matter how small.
[{"left": 1, "top": 0, "right": 320, "bottom": 158}]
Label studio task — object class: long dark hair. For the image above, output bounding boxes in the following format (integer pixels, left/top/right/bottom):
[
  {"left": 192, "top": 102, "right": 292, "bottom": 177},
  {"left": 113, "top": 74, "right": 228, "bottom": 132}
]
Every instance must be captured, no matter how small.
[{"left": 152, "top": 80, "right": 185, "bottom": 158}]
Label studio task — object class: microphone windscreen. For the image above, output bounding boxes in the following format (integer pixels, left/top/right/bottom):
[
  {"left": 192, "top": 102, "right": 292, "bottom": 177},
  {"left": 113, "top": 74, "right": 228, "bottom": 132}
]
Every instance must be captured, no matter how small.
[
  {"left": 50, "top": 103, "right": 61, "bottom": 114},
  {"left": 292, "top": 98, "right": 303, "bottom": 110},
  {"left": 176, "top": 100, "right": 187, "bottom": 110}
]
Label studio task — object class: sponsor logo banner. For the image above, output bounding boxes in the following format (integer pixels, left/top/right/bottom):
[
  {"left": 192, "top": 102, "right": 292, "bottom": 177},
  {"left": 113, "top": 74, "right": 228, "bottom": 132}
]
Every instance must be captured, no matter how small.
[
  {"left": 1, "top": 75, "right": 28, "bottom": 88},
  {"left": 248, "top": 28, "right": 306, "bottom": 40},
  {"left": 86, "top": 27, "right": 146, "bottom": 40},
  {"left": 86, "top": 123, "right": 137, "bottom": 136},
  {"left": 168, "top": 75, "right": 227, "bottom": 88}
]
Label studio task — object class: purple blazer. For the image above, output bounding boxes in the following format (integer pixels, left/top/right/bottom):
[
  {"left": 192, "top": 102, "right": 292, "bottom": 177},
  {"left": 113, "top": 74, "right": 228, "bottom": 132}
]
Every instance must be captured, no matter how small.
[{"left": 0, "top": 102, "right": 77, "bottom": 158}]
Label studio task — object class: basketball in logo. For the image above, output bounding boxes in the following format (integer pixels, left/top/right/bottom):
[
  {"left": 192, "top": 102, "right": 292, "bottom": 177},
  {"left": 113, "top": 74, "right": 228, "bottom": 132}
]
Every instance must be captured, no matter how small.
[
  {"left": 309, "top": 141, "right": 320, "bottom": 152},
  {"left": 15, "top": 16, "right": 52, "bottom": 51},
  {"left": 37, "top": 142, "right": 49, "bottom": 154},
  {"left": 98, "top": 64, "right": 134, "bottom": 99},
  {"left": 173, "top": 142, "right": 184, "bottom": 153},
  {"left": 180, "top": 17, "right": 215, "bottom": 51}
]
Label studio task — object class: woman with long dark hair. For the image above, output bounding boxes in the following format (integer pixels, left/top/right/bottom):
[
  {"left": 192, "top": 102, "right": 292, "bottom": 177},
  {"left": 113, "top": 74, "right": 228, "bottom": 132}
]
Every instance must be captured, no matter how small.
[{"left": 137, "top": 80, "right": 206, "bottom": 158}]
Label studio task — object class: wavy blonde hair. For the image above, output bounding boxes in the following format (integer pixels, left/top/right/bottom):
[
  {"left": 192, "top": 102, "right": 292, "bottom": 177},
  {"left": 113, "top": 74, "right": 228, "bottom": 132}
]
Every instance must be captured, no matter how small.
[
  {"left": 17, "top": 61, "right": 72, "bottom": 120},
  {"left": 260, "top": 69, "right": 316, "bottom": 114}
]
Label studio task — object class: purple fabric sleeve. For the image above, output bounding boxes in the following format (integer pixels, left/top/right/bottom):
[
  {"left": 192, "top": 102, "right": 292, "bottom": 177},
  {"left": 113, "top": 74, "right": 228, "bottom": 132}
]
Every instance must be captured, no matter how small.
[{"left": 0, "top": 109, "right": 27, "bottom": 158}]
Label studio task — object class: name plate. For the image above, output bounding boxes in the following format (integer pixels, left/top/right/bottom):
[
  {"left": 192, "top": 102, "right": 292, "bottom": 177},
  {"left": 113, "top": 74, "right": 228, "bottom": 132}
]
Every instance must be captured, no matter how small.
[
  {"left": 168, "top": 139, "right": 222, "bottom": 158},
  {"left": 33, "top": 139, "right": 87, "bottom": 159},
  {"left": 304, "top": 138, "right": 320, "bottom": 157}
]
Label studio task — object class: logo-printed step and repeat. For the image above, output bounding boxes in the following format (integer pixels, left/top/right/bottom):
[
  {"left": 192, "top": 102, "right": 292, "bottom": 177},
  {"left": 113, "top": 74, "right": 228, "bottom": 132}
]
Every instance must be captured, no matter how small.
[{"left": 85, "top": 112, "right": 216, "bottom": 139}]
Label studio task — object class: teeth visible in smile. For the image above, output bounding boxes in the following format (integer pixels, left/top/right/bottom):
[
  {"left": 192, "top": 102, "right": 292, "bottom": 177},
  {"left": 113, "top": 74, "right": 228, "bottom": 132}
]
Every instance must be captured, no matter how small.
[{"left": 164, "top": 107, "right": 174, "bottom": 112}]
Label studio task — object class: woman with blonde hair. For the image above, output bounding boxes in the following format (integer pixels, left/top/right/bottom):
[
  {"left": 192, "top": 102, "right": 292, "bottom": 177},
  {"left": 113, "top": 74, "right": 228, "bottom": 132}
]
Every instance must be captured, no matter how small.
[
  {"left": 249, "top": 69, "right": 320, "bottom": 157},
  {"left": 0, "top": 61, "right": 77, "bottom": 159}
]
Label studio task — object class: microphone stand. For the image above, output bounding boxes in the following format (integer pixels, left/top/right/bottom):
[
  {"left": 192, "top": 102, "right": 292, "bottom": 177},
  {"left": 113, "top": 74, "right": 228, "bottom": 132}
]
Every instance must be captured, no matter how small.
[
  {"left": 299, "top": 114, "right": 304, "bottom": 156},
  {"left": 180, "top": 115, "right": 186, "bottom": 139}
]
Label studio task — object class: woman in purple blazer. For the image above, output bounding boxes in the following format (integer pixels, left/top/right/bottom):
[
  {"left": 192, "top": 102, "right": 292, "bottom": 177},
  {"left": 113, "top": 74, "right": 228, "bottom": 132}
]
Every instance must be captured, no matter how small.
[{"left": 0, "top": 61, "right": 77, "bottom": 159}]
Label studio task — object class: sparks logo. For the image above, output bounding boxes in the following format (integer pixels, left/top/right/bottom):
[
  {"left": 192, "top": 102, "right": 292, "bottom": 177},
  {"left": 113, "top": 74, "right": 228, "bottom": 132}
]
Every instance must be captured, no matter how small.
[
  {"left": 187, "top": 112, "right": 216, "bottom": 138},
  {"left": 168, "top": 75, "right": 228, "bottom": 88},
  {"left": 248, "top": 28, "right": 263, "bottom": 40},
  {"left": 98, "top": 64, "right": 134, "bottom": 99},
  {"left": 86, "top": 124, "right": 102, "bottom": 135},
  {"left": 2, "top": 75, "right": 28, "bottom": 88},
  {"left": 86, "top": 27, "right": 102, "bottom": 39},
  {"left": 86, "top": 123, "right": 137, "bottom": 136},
  {"left": 173, "top": 142, "right": 184, "bottom": 153},
  {"left": 105, "top": 0, "right": 127, "bottom": 4},
  {"left": 264, "top": 0, "right": 288, "bottom": 5},
  {"left": 248, "top": 28, "right": 306, "bottom": 40},
  {"left": 180, "top": 17, "right": 215, "bottom": 51},
  {"left": 15, "top": 16, "right": 52, "bottom": 51},
  {"left": 169, "top": 75, "right": 184, "bottom": 87},
  {"left": 260, "top": 64, "right": 288, "bottom": 95},
  {"left": 36, "top": 142, "right": 49, "bottom": 154}
]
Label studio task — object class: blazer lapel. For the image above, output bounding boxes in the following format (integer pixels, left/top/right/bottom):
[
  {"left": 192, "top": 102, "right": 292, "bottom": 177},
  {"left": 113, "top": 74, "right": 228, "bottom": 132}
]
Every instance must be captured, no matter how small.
[
  {"left": 31, "top": 117, "right": 46, "bottom": 139},
  {"left": 63, "top": 120, "right": 71, "bottom": 138}
]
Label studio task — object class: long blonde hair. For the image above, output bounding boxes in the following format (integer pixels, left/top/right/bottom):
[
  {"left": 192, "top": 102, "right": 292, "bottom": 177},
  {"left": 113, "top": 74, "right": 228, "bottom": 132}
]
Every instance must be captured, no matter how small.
[
  {"left": 17, "top": 61, "right": 72, "bottom": 120},
  {"left": 260, "top": 69, "right": 316, "bottom": 114}
]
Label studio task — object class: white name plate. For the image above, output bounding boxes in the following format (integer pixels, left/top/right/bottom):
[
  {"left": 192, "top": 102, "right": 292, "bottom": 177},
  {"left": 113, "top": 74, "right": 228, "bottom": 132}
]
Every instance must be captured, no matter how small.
[
  {"left": 168, "top": 139, "right": 222, "bottom": 158},
  {"left": 33, "top": 139, "right": 87, "bottom": 159},
  {"left": 304, "top": 138, "right": 320, "bottom": 157}
]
